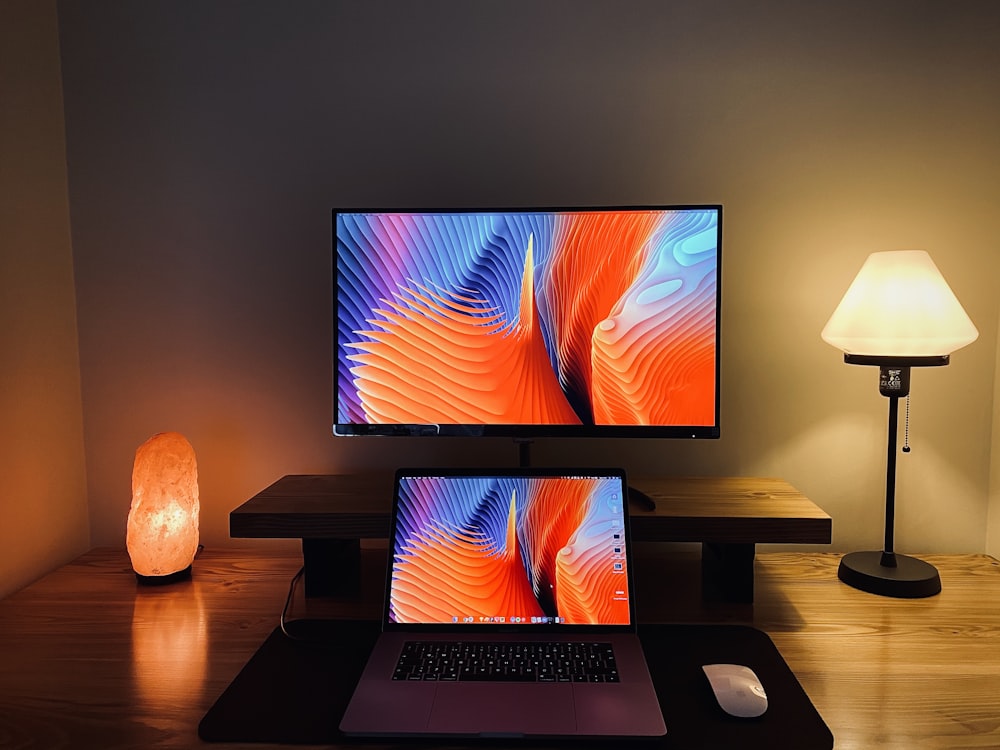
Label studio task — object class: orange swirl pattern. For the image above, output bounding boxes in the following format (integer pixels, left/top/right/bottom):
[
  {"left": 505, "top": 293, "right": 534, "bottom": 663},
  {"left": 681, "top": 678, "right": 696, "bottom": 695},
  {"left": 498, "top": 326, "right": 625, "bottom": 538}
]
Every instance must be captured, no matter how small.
[
  {"left": 518, "top": 477, "right": 591, "bottom": 613},
  {"left": 391, "top": 490, "right": 545, "bottom": 623},
  {"left": 349, "top": 234, "right": 582, "bottom": 424},
  {"left": 591, "top": 262, "right": 717, "bottom": 425},
  {"left": 542, "top": 211, "right": 662, "bottom": 422},
  {"left": 390, "top": 476, "right": 630, "bottom": 625},
  {"left": 336, "top": 209, "right": 718, "bottom": 428}
]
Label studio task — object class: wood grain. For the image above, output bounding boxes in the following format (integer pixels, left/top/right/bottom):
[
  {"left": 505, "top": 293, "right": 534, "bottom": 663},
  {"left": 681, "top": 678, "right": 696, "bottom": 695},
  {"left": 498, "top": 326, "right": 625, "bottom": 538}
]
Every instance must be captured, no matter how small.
[
  {"left": 630, "top": 476, "right": 832, "bottom": 543},
  {"left": 1, "top": 547, "right": 998, "bottom": 749},
  {"left": 230, "top": 474, "right": 832, "bottom": 544}
]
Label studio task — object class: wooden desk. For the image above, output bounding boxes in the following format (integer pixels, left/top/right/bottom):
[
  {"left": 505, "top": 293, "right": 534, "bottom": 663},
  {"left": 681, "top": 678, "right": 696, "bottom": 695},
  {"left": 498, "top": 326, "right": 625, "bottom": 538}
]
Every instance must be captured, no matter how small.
[
  {"left": 230, "top": 475, "right": 833, "bottom": 601},
  {"left": 1, "top": 547, "right": 998, "bottom": 749}
]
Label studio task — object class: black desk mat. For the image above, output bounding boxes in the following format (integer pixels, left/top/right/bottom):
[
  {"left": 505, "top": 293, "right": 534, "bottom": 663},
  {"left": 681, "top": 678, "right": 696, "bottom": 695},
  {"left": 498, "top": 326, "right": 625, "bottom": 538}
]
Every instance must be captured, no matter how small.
[{"left": 199, "top": 621, "right": 832, "bottom": 749}]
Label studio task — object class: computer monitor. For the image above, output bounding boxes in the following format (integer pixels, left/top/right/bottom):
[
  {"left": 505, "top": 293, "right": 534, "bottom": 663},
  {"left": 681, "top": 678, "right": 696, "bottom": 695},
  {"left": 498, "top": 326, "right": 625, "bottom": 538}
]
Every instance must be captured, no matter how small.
[{"left": 334, "top": 206, "right": 721, "bottom": 442}]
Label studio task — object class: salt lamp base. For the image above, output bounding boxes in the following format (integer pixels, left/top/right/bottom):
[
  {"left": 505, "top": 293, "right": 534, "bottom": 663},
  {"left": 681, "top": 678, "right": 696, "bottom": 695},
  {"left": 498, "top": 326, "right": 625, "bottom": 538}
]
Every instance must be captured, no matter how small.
[{"left": 134, "top": 565, "right": 192, "bottom": 586}]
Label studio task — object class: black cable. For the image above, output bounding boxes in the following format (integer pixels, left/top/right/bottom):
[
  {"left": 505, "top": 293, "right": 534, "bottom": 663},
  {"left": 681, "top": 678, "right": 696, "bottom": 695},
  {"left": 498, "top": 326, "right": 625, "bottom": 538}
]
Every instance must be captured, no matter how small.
[{"left": 279, "top": 566, "right": 307, "bottom": 641}]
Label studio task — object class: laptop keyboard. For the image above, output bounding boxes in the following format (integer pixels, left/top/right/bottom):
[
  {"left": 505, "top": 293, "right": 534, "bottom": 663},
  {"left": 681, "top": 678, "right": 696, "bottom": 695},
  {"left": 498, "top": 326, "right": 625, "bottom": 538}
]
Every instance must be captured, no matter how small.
[{"left": 392, "top": 640, "right": 620, "bottom": 683}]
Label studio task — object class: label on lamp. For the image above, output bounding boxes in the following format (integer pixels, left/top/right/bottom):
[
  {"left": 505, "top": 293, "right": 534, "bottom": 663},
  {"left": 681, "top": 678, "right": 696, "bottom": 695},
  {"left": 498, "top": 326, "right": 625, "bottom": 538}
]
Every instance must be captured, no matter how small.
[{"left": 879, "top": 366, "right": 911, "bottom": 397}]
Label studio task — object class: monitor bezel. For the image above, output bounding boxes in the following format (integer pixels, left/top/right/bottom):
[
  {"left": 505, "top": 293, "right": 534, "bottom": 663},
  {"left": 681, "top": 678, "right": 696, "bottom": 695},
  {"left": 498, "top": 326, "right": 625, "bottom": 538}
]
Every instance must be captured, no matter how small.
[
  {"left": 333, "top": 205, "right": 722, "bottom": 440},
  {"left": 382, "top": 466, "right": 638, "bottom": 634}
]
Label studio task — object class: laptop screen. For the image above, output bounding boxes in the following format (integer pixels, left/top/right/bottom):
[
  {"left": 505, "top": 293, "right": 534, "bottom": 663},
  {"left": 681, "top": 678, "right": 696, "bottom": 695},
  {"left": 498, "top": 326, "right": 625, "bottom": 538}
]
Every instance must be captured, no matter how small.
[{"left": 385, "top": 469, "right": 635, "bottom": 629}]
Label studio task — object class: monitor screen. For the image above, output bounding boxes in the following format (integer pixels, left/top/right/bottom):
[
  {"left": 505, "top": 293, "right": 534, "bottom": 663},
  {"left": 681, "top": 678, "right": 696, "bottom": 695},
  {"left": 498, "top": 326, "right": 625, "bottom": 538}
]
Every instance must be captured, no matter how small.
[{"left": 334, "top": 206, "right": 721, "bottom": 438}]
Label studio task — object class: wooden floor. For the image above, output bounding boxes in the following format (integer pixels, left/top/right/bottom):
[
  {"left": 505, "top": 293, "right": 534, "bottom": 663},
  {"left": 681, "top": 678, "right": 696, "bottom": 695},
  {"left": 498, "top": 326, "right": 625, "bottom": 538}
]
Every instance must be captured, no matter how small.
[{"left": 0, "top": 545, "right": 998, "bottom": 749}]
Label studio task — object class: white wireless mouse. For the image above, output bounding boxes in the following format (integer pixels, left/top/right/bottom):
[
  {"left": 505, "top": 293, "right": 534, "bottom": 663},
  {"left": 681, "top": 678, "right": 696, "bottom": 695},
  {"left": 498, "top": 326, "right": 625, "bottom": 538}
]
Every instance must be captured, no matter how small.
[{"left": 702, "top": 664, "right": 768, "bottom": 718}]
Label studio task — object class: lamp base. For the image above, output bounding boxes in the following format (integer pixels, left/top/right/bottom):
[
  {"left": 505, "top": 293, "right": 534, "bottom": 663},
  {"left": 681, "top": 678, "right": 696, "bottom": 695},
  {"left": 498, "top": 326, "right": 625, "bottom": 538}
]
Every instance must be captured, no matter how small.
[
  {"left": 838, "top": 551, "right": 941, "bottom": 598},
  {"left": 134, "top": 565, "right": 193, "bottom": 586}
]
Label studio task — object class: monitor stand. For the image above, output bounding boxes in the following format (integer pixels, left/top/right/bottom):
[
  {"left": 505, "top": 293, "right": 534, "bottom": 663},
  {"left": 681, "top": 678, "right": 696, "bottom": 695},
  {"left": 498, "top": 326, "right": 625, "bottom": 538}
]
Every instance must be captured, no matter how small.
[
  {"left": 515, "top": 437, "right": 533, "bottom": 469},
  {"left": 512, "top": 437, "right": 658, "bottom": 511},
  {"left": 231, "top": 474, "right": 832, "bottom": 604}
]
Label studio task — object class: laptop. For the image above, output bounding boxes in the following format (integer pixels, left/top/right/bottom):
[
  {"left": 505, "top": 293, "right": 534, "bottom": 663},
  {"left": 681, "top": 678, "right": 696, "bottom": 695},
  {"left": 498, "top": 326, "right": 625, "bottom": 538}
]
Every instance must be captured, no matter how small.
[{"left": 339, "top": 466, "right": 667, "bottom": 739}]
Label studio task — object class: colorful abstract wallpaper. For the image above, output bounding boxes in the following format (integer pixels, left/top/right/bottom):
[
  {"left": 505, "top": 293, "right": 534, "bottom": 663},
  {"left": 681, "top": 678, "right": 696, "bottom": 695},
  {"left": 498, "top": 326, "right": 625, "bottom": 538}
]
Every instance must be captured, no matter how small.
[
  {"left": 336, "top": 208, "right": 719, "bottom": 428},
  {"left": 388, "top": 475, "right": 630, "bottom": 625}
]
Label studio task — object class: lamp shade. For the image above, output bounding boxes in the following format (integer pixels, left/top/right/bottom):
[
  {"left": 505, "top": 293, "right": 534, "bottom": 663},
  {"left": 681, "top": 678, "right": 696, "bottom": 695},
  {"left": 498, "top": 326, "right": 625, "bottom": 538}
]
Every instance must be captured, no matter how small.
[{"left": 821, "top": 250, "right": 978, "bottom": 357}]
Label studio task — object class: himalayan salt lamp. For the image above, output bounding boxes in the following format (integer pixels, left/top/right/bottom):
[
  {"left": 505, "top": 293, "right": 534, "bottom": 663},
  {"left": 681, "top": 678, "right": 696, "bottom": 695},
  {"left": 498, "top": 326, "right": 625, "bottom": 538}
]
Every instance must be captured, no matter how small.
[{"left": 126, "top": 432, "right": 200, "bottom": 583}]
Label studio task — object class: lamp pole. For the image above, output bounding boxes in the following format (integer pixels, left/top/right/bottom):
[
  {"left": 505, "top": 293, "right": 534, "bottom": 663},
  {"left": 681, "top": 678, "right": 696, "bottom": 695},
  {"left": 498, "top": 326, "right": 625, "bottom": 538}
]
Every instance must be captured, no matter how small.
[
  {"left": 880, "top": 392, "right": 900, "bottom": 568},
  {"left": 837, "top": 362, "right": 941, "bottom": 597}
]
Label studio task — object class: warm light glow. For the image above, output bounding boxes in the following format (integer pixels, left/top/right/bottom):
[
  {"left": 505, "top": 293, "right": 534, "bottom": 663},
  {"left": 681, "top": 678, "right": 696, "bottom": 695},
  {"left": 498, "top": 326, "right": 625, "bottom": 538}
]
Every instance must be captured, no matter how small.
[
  {"left": 131, "top": 585, "right": 207, "bottom": 705},
  {"left": 821, "top": 250, "right": 978, "bottom": 357},
  {"left": 126, "top": 432, "right": 200, "bottom": 578}
]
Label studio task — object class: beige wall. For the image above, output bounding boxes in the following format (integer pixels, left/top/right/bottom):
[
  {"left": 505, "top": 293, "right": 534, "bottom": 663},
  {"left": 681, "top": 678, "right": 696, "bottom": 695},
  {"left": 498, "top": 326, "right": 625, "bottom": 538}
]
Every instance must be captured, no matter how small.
[
  {"left": 16, "top": 1, "right": 995, "bottom": 567},
  {"left": 988, "top": 315, "right": 1000, "bottom": 559},
  {"left": 0, "top": 0, "right": 89, "bottom": 598}
]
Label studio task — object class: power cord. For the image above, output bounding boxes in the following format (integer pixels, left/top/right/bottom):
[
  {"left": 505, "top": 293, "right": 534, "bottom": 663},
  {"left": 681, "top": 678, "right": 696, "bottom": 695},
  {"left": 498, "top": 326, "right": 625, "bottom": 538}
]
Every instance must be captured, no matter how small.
[
  {"left": 277, "top": 566, "right": 379, "bottom": 646},
  {"left": 279, "top": 565, "right": 307, "bottom": 641}
]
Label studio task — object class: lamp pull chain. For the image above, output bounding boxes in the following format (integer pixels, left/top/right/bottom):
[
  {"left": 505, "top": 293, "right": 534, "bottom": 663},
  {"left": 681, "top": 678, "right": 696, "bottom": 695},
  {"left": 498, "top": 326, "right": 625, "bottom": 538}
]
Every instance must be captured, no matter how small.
[{"left": 902, "top": 395, "right": 911, "bottom": 453}]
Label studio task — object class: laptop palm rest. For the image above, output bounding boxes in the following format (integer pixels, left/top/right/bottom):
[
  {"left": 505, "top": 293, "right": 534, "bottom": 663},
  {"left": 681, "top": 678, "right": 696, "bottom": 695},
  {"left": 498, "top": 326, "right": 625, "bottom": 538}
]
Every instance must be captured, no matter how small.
[{"left": 428, "top": 683, "right": 575, "bottom": 735}]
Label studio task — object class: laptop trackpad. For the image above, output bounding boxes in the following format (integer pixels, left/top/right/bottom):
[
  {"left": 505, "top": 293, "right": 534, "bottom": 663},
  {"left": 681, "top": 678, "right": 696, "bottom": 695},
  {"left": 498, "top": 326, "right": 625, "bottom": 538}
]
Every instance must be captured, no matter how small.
[{"left": 428, "top": 683, "right": 576, "bottom": 735}]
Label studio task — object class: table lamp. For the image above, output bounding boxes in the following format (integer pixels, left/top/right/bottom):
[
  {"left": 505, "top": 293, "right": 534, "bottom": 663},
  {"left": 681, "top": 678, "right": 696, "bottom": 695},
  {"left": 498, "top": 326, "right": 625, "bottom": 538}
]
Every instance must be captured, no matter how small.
[
  {"left": 126, "top": 432, "right": 200, "bottom": 584},
  {"left": 821, "top": 250, "right": 978, "bottom": 598}
]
